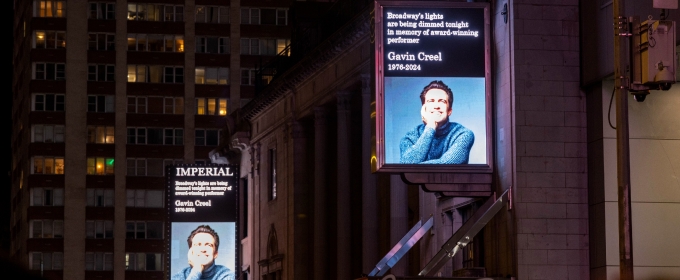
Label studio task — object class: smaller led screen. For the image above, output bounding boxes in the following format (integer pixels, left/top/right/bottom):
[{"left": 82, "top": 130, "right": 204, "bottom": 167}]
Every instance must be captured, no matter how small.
[{"left": 167, "top": 164, "right": 239, "bottom": 280}]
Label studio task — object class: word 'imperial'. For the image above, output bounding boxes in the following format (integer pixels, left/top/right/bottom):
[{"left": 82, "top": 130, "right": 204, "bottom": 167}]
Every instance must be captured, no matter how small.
[{"left": 175, "top": 167, "right": 234, "bottom": 176}]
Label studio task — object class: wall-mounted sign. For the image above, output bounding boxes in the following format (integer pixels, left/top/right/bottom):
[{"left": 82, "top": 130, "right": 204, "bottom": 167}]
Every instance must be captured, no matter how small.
[
  {"left": 167, "top": 164, "right": 239, "bottom": 280},
  {"left": 373, "top": 0, "right": 492, "bottom": 173}
]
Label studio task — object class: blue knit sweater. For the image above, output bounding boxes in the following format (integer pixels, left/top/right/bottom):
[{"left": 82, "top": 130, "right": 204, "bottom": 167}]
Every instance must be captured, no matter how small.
[
  {"left": 171, "top": 264, "right": 234, "bottom": 280},
  {"left": 399, "top": 121, "right": 474, "bottom": 164}
]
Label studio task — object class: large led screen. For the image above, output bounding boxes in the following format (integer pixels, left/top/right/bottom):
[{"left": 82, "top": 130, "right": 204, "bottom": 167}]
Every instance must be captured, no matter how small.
[
  {"left": 167, "top": 164, "right": 239, "bottom": 280},
  {"left": 374, "top": 1, "right": 492, "bottom": 172}
]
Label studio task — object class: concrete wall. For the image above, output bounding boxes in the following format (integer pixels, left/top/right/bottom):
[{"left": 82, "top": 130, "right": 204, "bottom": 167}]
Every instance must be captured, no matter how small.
[
  {"left": 512, "top": 0, "right": 590, "bottom": 279},
  {"left": 589, "top": 79, "right": 680, "bottom": 279}
]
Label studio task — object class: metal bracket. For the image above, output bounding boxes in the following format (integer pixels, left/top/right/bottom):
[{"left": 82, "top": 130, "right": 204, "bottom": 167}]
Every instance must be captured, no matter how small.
[{"left": 616, "top": 16, "right": 632, "bottom": 36}]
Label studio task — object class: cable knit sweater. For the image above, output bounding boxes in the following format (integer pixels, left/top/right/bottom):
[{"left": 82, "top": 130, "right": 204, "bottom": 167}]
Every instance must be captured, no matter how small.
[
  {"left": 171, "top": 264, "right": 234, "bottom": 280},
  {"left": 399, "top": 121, "right": 474, "bottom": 164}
]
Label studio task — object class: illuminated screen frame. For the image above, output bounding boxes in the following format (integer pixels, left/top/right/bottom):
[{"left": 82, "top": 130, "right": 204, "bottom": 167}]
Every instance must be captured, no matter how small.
[
  {"left": 166, "top": 164, "right": 240, "bottom": 280},
  {"left": 374, "top": 0, "right": 493, "bottom": 173}
]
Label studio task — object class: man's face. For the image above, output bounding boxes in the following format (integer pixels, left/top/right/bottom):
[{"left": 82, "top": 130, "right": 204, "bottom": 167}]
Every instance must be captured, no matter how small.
[
  {"left": 422, "top": 88, "right": 452, "bottom": 123},
  {"left": 190, "top": 232, "right": 218, "bottom": 266}
]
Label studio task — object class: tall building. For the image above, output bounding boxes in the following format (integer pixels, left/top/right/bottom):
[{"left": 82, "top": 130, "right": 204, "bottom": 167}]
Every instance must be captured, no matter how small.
[{"left": 10, "top": 1, "right": 292, "bottom": 279}]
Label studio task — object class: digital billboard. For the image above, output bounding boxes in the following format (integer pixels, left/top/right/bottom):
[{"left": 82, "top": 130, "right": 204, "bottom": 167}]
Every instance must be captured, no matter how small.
[
  {"left": 166, "top": 164, "right": 239, "bottom": 280},
  {"left": 374, "top": 1, "right": 492, "bottom": 173}
]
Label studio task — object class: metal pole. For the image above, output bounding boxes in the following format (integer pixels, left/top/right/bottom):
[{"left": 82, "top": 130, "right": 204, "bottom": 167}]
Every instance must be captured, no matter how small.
[{"left": 613, "top": 0, "right": 634, "bottom": 278}]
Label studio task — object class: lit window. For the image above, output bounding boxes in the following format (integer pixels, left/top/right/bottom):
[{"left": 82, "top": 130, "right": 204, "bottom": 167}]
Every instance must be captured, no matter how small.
[
  {"left": 195, "top": 67, "right": 228, "bottom": 85},
  {"left": 277, "top": 39, "right": 290, "bottom": 56},
  {"left": 34, "top": 30, "right": 65, "bottom": 49},
  {"left": 32, "top": 157, "right": 65, "bottom": 174},
  {"left": 87, "top": 157, "right": 114, "bottom": 175},
  {"left": 128, "top": 3, "right": 183, "bottom": 22},
  {"left": 87, "top": 126, "right": 115, "bottom": 144},
  {"left": 195, "top": 98, "right": 227, "bottom": 115},
  {"left": 37, "top": 1, "right": 66, "bottom": 18}
]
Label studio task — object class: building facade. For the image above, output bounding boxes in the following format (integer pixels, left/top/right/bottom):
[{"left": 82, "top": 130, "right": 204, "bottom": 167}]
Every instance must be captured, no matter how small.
[
  {"left": 10, "top": 0, "right": 292, "bottom": 279},
  {"left": 228, "top": 0, "right": 679, "bottom": 280}
]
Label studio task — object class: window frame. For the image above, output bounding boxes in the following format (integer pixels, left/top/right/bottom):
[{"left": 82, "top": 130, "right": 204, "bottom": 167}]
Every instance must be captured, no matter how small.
[
  {"left": 86, "top": 188, "right": 115, "bottom": 207},
  {"left": 32, "top": 94, "right": 65, "bottom": 111},
  {"left": 32, "top": 156, "right": 65, "bottom": 175},
  {"left": 87, "top": 64, "right": 115, "bottom": 82},
  {"left": 30, "top": 187, "right": 64, "bottom": 206},
  {"left": 87, "top": 95, "right": 115, "bottom": 113},
  {"left": 126, "top": 189, "right": 164, "bottom": 208},
  {"left": 86, "top": 157, "right": 115, "bottom": 175}
]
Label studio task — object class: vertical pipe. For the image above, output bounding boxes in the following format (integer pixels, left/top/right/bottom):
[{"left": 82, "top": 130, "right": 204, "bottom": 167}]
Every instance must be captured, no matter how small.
[{"left": 613, "top": 0, "right": 634, "bottom": 278}]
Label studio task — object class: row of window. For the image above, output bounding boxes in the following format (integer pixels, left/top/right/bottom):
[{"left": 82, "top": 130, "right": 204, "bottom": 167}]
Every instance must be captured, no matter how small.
[
  {"left": 127, "top": 65, "right": 183, "bottom": 83},
  {"left": 32, "top": 94, "right": 228, "bottom": 116},
  {"left": 33, "top": 63, "right": 272, "bottom": 87},
  {"left": 31, "top": 187, "right": 164, "bottom": 208},
  {"left": 29, "top": 252, "right": 162, "bottom": 271},
  {"left": 39, "top": 1, "right": 287, "bottom": 26},
  {"left": 128, "top": 34, "right": 185, "bottom": 52},
  {"left": 35, "top": 31, "right": 288, "bottom": 57},
  {"left": 31, "top": 125, "right": 221, "bottom": 145},
  {"left": 30, "top": 220, "right": 163, "bottom": 240}
]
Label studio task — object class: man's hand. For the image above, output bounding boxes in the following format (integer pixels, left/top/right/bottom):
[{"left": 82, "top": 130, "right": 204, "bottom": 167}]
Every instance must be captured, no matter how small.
[
  {"left": 421, "top": 104, "right": 441, "bottom": 129},
  {"left": 188, "top": 247, "right": 211, "bottom": 273}
]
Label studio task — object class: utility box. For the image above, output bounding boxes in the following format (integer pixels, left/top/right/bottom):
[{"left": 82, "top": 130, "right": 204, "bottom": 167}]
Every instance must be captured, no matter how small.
[{"left": 631, "top": 18, "right": 676, "bottom": 91}]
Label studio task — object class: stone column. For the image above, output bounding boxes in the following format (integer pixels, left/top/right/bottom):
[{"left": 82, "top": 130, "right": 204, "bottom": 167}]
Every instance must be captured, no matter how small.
[
  {"left": 113, "top": 1, "right": 129, "bottom": 279},
  {"left": 63, "top": 1, "right": 88, "bottom": 279},
  {"left": 390, "top": 175, "right": 409, "bottom": 276},
  {"left": 361, "top": 74, "right": 379, "bottom": 273},
  {"left": 313, "top": 107, "right": 329, "bottom": 279},
  {"left": 291, "top": 121, "right": 310, "bottom": 280},
  {"left": 336, "top": 91, "right": 351, "bottom": 280}
]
